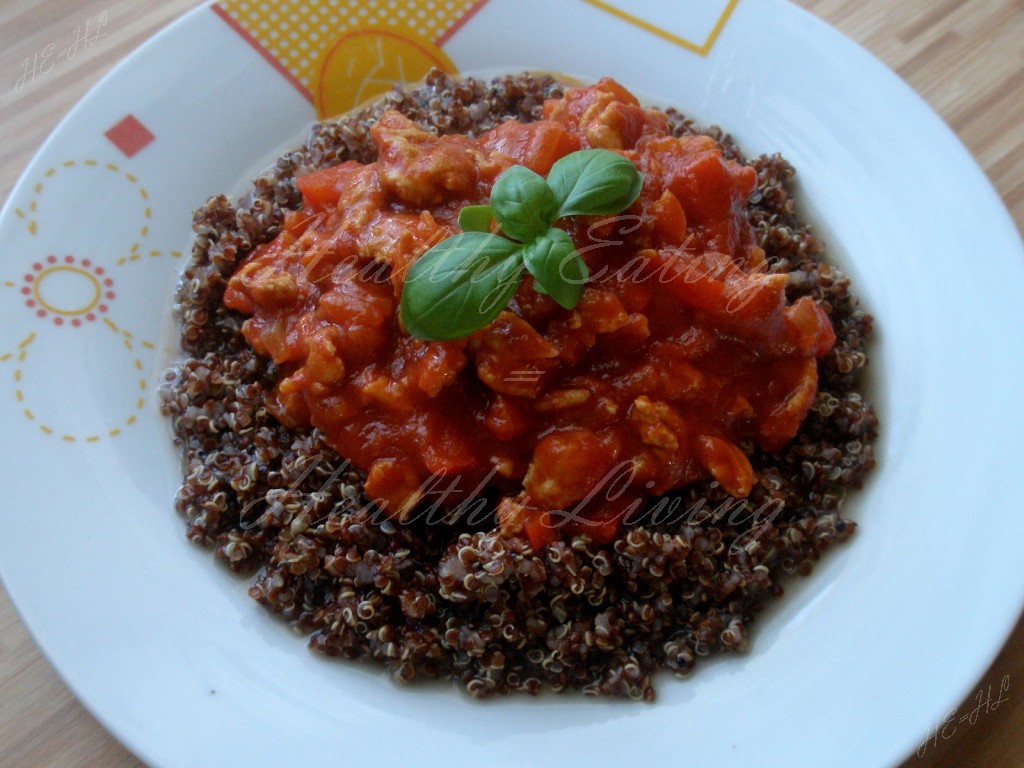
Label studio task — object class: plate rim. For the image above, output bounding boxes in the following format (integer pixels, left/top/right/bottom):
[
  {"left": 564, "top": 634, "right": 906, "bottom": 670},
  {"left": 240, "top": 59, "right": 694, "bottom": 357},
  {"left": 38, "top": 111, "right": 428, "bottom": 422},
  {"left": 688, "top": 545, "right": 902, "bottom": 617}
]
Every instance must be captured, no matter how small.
[{"left": 1, "top": 1, "right": 1023, "bottom": 767}]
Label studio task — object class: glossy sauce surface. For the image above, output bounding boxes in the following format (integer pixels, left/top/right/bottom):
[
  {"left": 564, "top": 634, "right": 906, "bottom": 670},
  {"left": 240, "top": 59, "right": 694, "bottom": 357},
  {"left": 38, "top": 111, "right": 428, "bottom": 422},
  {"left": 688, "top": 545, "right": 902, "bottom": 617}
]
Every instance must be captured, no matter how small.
[{"left": 224, "top": 79, "right": 835, "bottom": 546}]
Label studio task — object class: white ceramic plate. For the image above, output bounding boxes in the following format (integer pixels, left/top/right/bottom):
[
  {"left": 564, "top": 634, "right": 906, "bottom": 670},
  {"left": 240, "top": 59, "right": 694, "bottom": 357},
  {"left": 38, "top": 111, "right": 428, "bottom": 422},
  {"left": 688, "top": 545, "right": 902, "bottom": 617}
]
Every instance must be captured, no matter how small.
[{"left": 2, "top": 1, "right": 1023, "bottom": 766}]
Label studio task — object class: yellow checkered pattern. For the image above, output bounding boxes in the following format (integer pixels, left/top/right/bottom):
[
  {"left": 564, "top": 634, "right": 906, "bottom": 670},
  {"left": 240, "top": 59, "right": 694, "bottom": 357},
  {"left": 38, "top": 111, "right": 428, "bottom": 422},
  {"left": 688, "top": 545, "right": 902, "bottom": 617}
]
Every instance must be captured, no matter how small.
[{"left": 217, "top": 0, "right": 475, "bottom": 105}]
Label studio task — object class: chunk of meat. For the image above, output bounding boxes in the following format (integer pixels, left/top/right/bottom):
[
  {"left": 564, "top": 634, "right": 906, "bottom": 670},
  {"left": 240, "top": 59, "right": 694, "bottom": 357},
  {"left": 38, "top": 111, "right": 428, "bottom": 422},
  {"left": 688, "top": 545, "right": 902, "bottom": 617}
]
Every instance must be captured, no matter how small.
[
  {"left": 468, "top": 312, "right": 559, "bottom": 398},
  {"left": 372, "top": 111, "right": 481, "bottom": 207},
  {"left": 695, "top": 435, "right": 754, "bottom": 498},
  {"left": 523, "top": 428, "right": 622, "bottom": 510},
  {"left": 544, "top": 76, "right": 667, "bottom": 149}
]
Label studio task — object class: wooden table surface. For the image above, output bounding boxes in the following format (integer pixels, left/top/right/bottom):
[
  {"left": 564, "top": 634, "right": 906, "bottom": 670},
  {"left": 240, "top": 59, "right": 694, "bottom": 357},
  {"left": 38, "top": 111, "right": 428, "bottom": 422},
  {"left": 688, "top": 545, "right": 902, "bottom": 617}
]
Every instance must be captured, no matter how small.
[{"left": 1, "top": 1, "right": 1022, "bottom": 766}]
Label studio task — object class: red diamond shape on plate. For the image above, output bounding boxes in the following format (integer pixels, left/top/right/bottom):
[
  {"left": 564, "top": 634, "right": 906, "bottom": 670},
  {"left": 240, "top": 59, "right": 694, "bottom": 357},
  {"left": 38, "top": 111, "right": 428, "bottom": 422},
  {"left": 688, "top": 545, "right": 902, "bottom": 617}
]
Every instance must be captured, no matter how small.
[{"left": 104, "top": 114, "right": 155, "bottom": 158}]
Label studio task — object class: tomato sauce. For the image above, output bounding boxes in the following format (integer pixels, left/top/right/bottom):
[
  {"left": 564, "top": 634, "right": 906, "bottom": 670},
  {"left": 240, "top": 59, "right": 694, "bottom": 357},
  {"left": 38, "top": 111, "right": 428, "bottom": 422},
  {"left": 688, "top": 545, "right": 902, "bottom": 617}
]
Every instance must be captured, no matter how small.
[{"left": 223, "top": 79, "right": 835, "bottom": 548}]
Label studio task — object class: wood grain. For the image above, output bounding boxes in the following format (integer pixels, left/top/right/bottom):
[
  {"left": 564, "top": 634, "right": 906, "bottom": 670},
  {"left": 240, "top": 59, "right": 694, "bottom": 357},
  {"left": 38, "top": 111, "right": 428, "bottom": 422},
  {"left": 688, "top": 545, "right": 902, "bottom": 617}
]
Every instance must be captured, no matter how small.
[{"left": 0, "top": 1, "right": 1021, "bottom": 766}]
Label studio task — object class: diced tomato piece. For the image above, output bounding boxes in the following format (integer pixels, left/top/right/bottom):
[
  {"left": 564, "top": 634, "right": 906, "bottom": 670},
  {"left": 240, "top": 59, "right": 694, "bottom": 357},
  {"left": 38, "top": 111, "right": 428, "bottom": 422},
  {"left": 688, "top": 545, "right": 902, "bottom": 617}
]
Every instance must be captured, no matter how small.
[
  {"left": 481, "top": 119, "right": 579, "bottom": 175},
  {"left": 668, "top": 150, "right": 735, "bottom": 225},
  {"left": 523, "top": 511, "right": 556, "bottom": 550},
  {"left": 565, "top": 488, "right": 645, "bottom": 545},
  {"left": 485, "top": 394, "right": 530, "bottom": 441},
  {"left": 784, "top": 296, "right": 837, "bottom": 356},
  {"left": 651, "top": 248, "right": 727, "bottom": 312},
  {"left": 296, "top": 161, "right": 362, "bottom": 208},
  {"left": 649, "top": 189, "right": 687, "bottom": 245}
]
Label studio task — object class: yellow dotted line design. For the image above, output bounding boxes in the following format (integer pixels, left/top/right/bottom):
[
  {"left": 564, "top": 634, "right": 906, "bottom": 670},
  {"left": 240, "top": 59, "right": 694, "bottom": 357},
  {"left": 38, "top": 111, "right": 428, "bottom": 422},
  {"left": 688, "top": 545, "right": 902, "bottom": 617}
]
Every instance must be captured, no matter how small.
[
  {"left": 7, "top": 158, "right": 163, "bottom": 443},
  {"left": 102, "top": 317, "right": 157, "bottom": 352},
  {"left": 9, "top": 326, "right": 150, "bottom": 442},
  {"left": 116, "top": 246, "right": 183, "bottom": 266},
  {"left": 21, "top": 160, "right": 151, "bottom": 248},
  {"left": 0, "top": 332, "right": 35, "bottom": 363},
  {"left": 1, "top": 334, "right": 33, "bottom": 364}
]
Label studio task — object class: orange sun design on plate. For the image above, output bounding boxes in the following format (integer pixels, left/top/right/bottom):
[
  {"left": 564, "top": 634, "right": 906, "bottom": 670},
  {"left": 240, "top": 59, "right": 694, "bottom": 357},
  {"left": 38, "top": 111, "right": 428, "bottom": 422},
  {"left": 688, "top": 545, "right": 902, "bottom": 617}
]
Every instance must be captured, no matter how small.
[{"left": 315, "top": 27, "right": 457, "bottom": 117}]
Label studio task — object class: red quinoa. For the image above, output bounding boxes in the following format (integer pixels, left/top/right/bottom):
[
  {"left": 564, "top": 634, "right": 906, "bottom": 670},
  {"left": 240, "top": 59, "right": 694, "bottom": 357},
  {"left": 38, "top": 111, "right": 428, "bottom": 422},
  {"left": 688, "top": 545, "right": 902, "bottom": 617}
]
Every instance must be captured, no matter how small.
[{"left": 160, "top": 70, "right": 878, "bottom": 700}]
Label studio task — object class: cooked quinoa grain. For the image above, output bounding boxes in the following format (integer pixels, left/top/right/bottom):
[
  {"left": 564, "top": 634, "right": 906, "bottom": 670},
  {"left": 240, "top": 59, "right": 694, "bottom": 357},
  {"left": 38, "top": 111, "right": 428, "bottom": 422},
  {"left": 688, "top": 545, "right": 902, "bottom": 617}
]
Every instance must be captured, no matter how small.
[{"left": 161, "top": 70, "right": 878, "bottom": 700}]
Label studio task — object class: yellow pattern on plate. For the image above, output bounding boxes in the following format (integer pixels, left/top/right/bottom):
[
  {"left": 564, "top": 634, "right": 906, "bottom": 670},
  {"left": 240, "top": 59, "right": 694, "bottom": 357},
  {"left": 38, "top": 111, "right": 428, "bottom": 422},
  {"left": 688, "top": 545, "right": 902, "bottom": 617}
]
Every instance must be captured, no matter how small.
[
  {"left": 215, "top": 0, "right": 473, "bottom": 117},
  {"left": 580, "top": 0, "right": 739, "bottom": 56}
]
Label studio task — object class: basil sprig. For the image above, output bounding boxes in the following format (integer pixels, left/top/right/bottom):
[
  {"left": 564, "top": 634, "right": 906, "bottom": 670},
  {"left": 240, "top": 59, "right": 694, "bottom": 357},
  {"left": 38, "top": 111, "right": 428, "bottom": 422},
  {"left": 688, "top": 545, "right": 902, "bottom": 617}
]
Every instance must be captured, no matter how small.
[{"left": 400, "top": 149, "right": 643, "bottom": 341}]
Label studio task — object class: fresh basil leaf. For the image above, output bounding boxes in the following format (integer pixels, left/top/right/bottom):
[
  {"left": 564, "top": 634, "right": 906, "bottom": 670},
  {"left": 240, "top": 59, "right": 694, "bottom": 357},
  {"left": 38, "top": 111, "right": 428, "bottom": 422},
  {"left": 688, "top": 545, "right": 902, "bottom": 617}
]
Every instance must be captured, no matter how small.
[
  {"left": 402, "top": 150, "right": 644, "bottom": 340},
  {"left": 490, "top": 165, "right": 558, "bottom": 243},
  {"left": 401, "top": 232, "right": 524, "bottom": 341},
  {"left": 477, "top": 249, "right": 526, "bottom": 319},
  {"left": 522, "top": 228, "right": 588, "bottom": 309},
  {"left": 458, "top": 204, "right": 495, "bottom": 233},
  {"left": 548, "top": 148, "right": 643, "bottom": 218}
]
